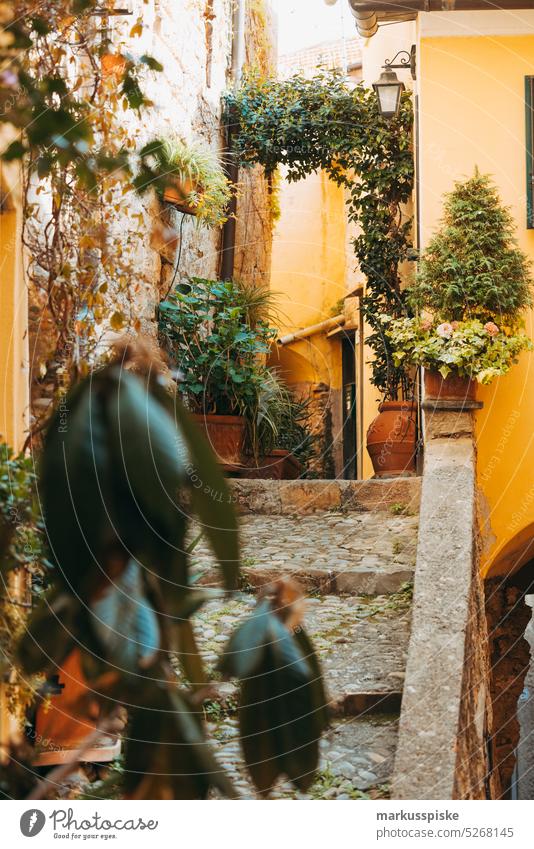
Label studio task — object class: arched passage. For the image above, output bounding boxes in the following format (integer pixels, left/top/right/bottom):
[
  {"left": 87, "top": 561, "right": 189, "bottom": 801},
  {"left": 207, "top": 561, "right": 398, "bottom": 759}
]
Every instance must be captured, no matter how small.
[{"left": 485, "top": 535, "right": 534, "bottom": 798}]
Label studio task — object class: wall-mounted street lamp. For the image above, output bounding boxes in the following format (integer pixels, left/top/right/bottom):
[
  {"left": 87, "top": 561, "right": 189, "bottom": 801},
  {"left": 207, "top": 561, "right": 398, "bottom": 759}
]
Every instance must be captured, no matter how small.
[{"left": 373, "top": 45, "right": 416, "bottom": 119}]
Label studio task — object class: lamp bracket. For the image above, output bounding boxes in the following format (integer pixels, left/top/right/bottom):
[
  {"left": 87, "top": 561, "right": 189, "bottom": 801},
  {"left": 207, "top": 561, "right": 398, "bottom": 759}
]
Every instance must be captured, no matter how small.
[{"left": 383, "top": 44, "right": 416, "bottom": 80}]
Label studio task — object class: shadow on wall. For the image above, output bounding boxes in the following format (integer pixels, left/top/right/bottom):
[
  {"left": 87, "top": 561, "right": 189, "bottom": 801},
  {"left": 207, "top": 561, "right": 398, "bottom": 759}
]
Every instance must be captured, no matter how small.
[{"left": 269, "top": 343, "right": 341, "bottom": 478}]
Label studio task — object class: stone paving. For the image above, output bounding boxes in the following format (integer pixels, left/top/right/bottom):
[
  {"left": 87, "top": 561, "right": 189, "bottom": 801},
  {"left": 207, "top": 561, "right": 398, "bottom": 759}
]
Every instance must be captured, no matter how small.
[
  {"left": 193, "top": 593, "right": 412, "bottom": 705},
  {"left": 207, "top": 713, "right": 397, "bottom": 799},
  {"left": 186, "top": 480, "right": 420, "bottom": 799},
  {"left": 194, "top": 510, "right": 419, "bottom": 595},
  {"left": 191, "top": 590, "right": 412, "bottom": 799}
]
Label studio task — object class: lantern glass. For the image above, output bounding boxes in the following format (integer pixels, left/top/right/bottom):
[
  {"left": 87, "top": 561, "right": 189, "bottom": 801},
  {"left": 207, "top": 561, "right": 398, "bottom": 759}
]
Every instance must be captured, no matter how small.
[{"left": 373, "top": 70, "right": 405, "bottom": 119}]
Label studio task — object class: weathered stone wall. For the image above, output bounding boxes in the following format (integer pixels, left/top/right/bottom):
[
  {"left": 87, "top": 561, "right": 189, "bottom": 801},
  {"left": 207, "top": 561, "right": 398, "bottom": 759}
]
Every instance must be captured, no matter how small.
[
  {"left": 454, "top": 557, "right": 500, "bottom": 800},
  {"left": 128, "top": 0, "right": 234, "bottom": 295},
  {"left": 27, "top": 0, "right": 275, "bottom": 424},
  {"left": 485, "top": 579, "right": 531, "bottom": 796}
]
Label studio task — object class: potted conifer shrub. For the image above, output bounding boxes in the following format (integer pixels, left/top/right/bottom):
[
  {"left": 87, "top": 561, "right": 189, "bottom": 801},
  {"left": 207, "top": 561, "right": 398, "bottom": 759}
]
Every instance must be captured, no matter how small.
[{"left": 386, "top": 171, "right": 533, "bottom": 403}]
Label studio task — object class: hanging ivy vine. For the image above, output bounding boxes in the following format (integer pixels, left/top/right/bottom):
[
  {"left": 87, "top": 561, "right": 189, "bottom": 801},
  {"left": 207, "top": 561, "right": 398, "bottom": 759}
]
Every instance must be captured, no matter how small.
[{"left": 224, "top": 70, "right": 415, "bottom": 399}]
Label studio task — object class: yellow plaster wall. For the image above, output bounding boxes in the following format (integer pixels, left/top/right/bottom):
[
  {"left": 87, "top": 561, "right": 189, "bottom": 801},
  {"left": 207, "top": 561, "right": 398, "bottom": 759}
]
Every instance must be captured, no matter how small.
[
  {"left": 418, "top": 34, "right": 534, "bottom": 577},
  {"left": 0, "top": 203, "right": 28, "bottom": 451},
  {"left": 269, "top": 167, "right": 347, "bottom": 392},
  {"left": 268, "top": 167, "right": 350, "bottom": 475}
]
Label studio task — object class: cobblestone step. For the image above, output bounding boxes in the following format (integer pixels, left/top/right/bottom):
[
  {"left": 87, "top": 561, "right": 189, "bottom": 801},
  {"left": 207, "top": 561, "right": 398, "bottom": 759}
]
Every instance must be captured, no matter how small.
[
  {"left": 190, "top": 479, "right": 419, "bottom": 799},
  {"left": 208, "top": 714, "right": 397, "bottom": 799},
  {"left": 230, "top": 477, "right": 421, "bottom": 516},
  {"left": 194, "top": 510, "right": 418, "bottom": 595},
  {"left": 193, "top": 593, "right": 411, "bottom": 717}
]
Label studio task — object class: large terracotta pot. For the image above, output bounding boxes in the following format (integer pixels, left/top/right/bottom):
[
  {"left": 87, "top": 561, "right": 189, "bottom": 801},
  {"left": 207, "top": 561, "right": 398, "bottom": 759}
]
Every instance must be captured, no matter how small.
[
  {"left": 424, "top": 370, "right": 476, "bottom": 403},
  {"left": 193, "top": 414, "right": 245, "bottom": 464},
  {"left": 241, "top": 449, "right": 302, "bottom": 481},
  {"left": 366, "top": 401, "right": 417, "bottom": 478}
]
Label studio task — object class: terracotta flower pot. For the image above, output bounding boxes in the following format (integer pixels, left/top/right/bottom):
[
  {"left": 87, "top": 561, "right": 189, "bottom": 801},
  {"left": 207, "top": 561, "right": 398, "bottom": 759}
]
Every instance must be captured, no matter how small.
[
  {"left": 193, "top": 414, "right": 245, "bottom": 464},
  {"left": 366, "top": 401, "right": 417, "bottom": 478},
  {"left": 424, "top": 370, "right": 476, "bottom": 403},
  {"left": 163, "top": 178, "right": 200, "bottom": 215},
  {"left": 241, "top": 449, "right": 302, "bottom": 481}
]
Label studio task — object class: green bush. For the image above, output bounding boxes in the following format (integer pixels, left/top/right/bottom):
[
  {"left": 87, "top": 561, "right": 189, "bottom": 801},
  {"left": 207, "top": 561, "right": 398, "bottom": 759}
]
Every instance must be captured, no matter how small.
[
  {"left": 409, "top": 171, "right": 533, "bottom": 320},
  {"left": 225, "top": 69, "right": 415, "bottom": 400},
  {"left": 159, "top": 278, "right": 276, "bottom": 417},
  {"left": 0, "top": 443, "right": 49, "bottom": 719}
]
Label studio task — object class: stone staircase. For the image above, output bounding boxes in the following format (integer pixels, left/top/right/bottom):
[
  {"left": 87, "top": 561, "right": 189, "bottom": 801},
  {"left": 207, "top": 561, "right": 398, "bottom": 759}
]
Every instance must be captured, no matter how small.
[{"left": 192, "top": 478, "right": 421, "bottom": 799}]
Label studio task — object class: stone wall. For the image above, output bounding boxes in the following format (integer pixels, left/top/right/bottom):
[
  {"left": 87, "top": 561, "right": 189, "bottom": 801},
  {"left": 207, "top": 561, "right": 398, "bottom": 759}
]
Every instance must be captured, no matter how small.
[
  {"left": 27, "top": 0, "right": 275, "bottom": 424},
  {"left": 485, "top": 579, "right": 531, "bottom": 796},
  {"left": 454, "top": 557, "right": 500, "bottom": 799}
]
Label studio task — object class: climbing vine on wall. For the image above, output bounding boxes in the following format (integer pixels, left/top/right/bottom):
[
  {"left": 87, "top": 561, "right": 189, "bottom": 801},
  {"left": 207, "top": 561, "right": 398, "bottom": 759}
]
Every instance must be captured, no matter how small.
[
  {"left": 0, "top": 1, "right": 171, "bottom": 435},
  {"left": 225, "top": 70, "right": 415, "bottom": 399}
]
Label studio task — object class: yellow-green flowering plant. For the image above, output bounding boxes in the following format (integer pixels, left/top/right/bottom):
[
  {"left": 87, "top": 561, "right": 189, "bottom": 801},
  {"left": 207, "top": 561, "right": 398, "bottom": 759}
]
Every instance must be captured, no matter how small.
[{"left": 384, "top": 315, "right": 532, "bottom": 385}]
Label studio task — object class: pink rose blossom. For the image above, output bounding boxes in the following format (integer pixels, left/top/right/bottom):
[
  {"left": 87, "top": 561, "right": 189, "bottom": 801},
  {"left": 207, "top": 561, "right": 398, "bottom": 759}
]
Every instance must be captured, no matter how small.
[
  {"left": 436, "top": 322, "right": 453, "bottom": 339},
  {"left": 484, "top": 321, "right": 499, "bottom": 337},
  {"left": 0, "top": 69, "right": 18, "bottom": 87},
  {"left": 420, "top": 319, "right": 432, "bottom": 332}
]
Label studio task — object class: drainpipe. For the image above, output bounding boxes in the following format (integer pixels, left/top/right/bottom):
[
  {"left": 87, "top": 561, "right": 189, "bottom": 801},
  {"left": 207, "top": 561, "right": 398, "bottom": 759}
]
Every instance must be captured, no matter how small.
[
  {"left": 348, "top": 4, "right": 379, "bottom": 37},
  {"left": 347, "top": 0, "right": 534, "bottom": 36},
  {"left": 277, "top": 315, "right": 346, "bottom": 346},
  {"left": 220, "top": 0, "right": 246, "bottom": 281}
]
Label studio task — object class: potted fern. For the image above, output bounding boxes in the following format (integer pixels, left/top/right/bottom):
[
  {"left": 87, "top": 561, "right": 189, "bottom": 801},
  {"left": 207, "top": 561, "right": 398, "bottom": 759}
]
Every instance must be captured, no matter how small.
[
  {"left": 387, "top": 171, "right": 533, "bottom": 402},
  {"left": 158, "top": 139, "right": 233, "bottom": 227}
]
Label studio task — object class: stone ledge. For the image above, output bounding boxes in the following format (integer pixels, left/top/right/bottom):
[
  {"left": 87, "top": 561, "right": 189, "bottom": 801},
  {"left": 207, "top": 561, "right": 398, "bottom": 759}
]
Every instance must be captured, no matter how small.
[
  {"left": 230, "top": 477, "right": 422, "bottom": 516},
  {"left": 199, "top": 563, "right": 415, "bottom": 596},
  {"left": 392, "top": 437, "right": 480, "bottom": 799},
  {"left": 424, "top": 410, "right": 475, "bottom": 441},
  {"left": 422, "top": 399, "right": 483, "bottom": 412}
]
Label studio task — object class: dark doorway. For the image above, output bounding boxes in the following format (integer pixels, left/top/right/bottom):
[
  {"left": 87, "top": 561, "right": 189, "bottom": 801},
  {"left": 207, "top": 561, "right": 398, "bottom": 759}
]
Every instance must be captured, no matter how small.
[{"left": 341, "top": 333, "right": 358, "bottom": 480}]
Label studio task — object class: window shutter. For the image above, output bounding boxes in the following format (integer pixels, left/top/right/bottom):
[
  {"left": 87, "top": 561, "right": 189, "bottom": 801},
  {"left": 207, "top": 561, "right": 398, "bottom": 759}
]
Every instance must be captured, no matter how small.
[{"left": 526, "top": 76, "right": 534, "bottom": 229}]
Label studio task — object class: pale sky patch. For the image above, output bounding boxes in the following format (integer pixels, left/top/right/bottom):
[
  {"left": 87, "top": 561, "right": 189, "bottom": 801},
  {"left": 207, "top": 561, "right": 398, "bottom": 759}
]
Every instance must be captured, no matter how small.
[{"left": 271, "top": 0, "right": 351, "bottom": 56}]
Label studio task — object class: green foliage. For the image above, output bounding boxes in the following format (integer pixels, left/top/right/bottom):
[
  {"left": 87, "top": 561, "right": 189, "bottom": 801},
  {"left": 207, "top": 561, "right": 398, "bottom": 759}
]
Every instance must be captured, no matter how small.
[
  {"left": 225, "top": 70, "right": 415, "bottom": 399},
  {"left": 0, "top": 444, "right": 48, "bottom": 719},
  {"left": 219, "top": 592, "right": 328, "bottom": 795},
  {"left": 385, "top": 315, "right": 532, "bottom": 384},
  {"left": 159, "top": 279, "right": 317, "bottom": 465},
  {"left": 37, "top": 357, "right": 238, "bottom": 597},
  {"left": 0, "top": 444, "right": 45, "bottom": 574},
  {"left": 256, "top": 381, "right": 319, "bottom": 472},
  {"left": 17, "top": 353, "right": 327, "bottom": 799},
  {"left": 135, "top": 138, "right": 234, "bottom": 228},
  {"left": 159, "top": 278, "right": 277, "bottom": 417},
  {"left": 0, "top": 2, "right": 164, "bottom": 187},
  {"left": 410, "top": 172, "right": 533, "bottom": 321}
]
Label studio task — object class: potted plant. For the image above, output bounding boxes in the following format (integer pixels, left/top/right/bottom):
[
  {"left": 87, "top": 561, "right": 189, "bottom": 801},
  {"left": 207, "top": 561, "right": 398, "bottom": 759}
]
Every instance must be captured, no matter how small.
[
  {"left": 156, "top": 139, "right": 233, "bottom": 226},
  {"left": 365, "top": 309, "right": 417, "bottom": 479},
  {"left": 159, "top": 278, "right": 276, "bottom": 464},
  {"left": 387, "top": 171, "right": 533, "bottom": 402},
  {"left": 385, "top": 316, "right": 532, "bottom": 399},
  {"left": 241, "top": 371, "right": 318, "bottom": 480}
]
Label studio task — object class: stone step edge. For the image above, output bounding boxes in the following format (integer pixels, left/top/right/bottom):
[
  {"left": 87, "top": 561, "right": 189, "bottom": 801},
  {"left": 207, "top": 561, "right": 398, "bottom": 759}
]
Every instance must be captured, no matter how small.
[
  {"left": 230, "top": 478, "right": 421, "bottom": 516},
  {"left": 211, "top": 683, "right": 402, "bottom": 719},
  {"left": 199, "top": 565, "right": 415, "bottom": 596},
  {"left": 330, "top": 690, "right": 403, "bottom": 718}
]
